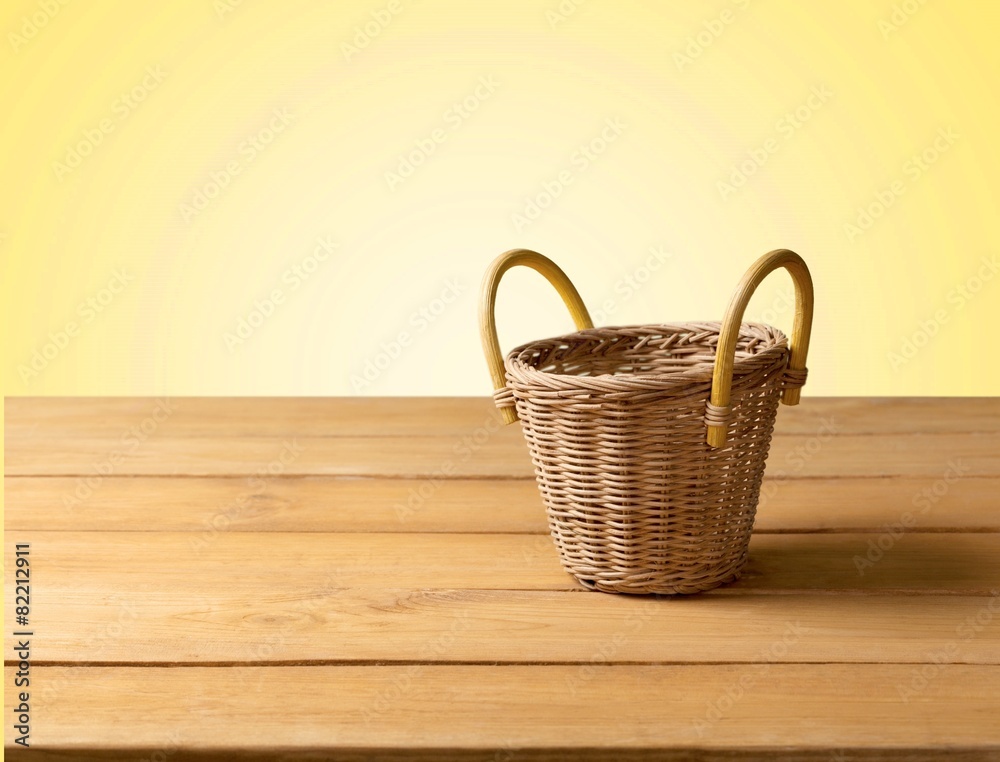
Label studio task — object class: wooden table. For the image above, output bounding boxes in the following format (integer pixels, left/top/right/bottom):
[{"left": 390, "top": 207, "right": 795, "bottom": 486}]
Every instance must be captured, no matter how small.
[{"left": 4, "top": 397, "right": 1000, "bottom": 760}]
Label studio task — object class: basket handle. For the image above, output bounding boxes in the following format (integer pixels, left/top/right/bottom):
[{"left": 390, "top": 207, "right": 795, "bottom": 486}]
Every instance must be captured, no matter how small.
[
  {"left": 480, "top": 249, "right": 594, "bottom": 425},
  {"left": 706, "top": 249, "right": 814, "bottom": 448}
]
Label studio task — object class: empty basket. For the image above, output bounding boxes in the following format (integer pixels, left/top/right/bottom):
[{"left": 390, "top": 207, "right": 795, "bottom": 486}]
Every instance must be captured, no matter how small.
[{"left": 480, "top": 248, "right": 814, "bottom": 594}]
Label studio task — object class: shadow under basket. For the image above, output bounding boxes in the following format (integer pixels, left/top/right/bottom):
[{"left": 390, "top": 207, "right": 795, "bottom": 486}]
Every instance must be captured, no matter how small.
[{"left": 480, "top": 249, "right": 815, "bottom": 595}]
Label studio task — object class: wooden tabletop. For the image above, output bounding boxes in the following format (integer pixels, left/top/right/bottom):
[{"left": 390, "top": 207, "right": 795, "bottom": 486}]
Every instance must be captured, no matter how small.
[{"left": 4, "top": 397, "right": 1000, "bottom": 760}]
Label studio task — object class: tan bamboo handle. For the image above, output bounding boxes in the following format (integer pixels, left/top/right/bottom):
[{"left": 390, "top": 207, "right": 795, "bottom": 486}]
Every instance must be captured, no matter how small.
[
  {"left": 480, "top": 249, "right": 594, "bottom": 424},
  {"left": 706, "top": 249, "right": 814, "bottom": 448}
]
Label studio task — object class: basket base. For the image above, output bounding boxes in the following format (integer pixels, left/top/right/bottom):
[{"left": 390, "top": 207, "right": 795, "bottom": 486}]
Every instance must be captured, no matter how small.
[{"left": 570, "top": 555, "right": 748, "bottom": 595}]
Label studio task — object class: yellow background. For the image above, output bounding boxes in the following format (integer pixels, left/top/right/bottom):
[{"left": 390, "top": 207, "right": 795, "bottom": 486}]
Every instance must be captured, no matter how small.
[{"left": 2, "top": 0, "right": 998, "bottom": 398}]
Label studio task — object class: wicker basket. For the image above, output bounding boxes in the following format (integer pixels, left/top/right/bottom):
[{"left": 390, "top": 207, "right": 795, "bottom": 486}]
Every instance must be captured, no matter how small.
[{"left": 480, "top": 248, "right": 814, "bottom": 595}]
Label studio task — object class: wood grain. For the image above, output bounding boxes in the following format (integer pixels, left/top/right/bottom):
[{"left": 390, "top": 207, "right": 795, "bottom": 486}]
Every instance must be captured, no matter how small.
[
  {"left": 5, "top": 432, "right": 998, "bottom": 477},
  {"left": 2, "top": 433, "right": 532, "bottom": 477},
  {"left": 6, "top": 475, "right": 997, "bottom": 533},
  {"left": 8, "top": 396, "right": 1000, "bottom": 438},
  {"left": 6, "top": 665, "right": 1000, "bottom": 758},
  {"left": 15, "top": 589, "right": 1000, "bottom": 664},
  {"left": 3, "top": 396, "right": 512, "bottom": 439},
  {"left": 6, "top": 531, "right": 999, "bottom": 594},
  {"left": 5, "top": 397, "right": 999, "bottom": 760}
]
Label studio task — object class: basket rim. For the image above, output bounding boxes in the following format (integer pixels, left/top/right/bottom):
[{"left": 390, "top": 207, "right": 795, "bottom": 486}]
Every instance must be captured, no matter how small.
[{"left": 503, "top": 320, "right": 789, "bottom": 392}]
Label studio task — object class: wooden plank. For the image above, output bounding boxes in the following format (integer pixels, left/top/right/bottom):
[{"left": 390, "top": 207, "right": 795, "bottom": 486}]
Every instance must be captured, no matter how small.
[
  {"left": 5, "top": 475, "right": 997, "bottom": 533},
  {"left": 3, "top": 476, "right": 548, "bottom": 533},
  {"left": 776, "top": 396, "right": 1000, "bottom": 435},
  {"left": 7, "top": 532, "right": 1000, "bottom": 594},
  {"left": 7, "top": 396, "right": 1000, "bottom": 438},
  {"left": 5, "top": 432, "right": 998, "bottom": 477},
  {"left": 764, "top": 433, "right": 998, "bottom": 479},
  {"left": 3, "top": 397, "right": 515, "bottom": 439},
  {"left": 1, "top": 434, "right": 531, "bottom": 477},
  {"left": 6, "top": 665, "right": 1000, "bottom": 758},
  {"left": 755, "top": 476, "right": 1000, "bottom": 532},
  {"left": 11, "top": 589, "right": 1000, "bottom": 665}
]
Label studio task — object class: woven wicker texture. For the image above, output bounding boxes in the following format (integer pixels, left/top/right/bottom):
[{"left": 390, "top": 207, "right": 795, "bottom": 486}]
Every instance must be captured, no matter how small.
[
  {"left": 502, "top": 322, "right": 802, "bottom": 594},
  {"left": 481, "top": 249, "right": 814, "bottom": 595}
]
